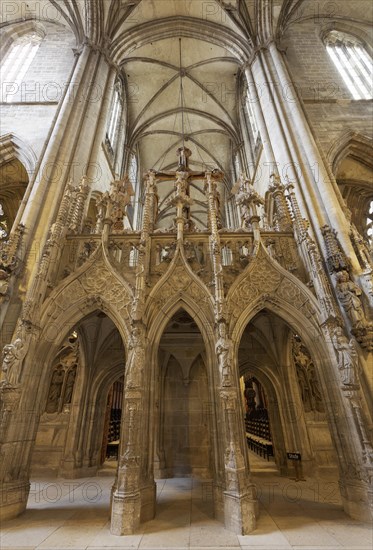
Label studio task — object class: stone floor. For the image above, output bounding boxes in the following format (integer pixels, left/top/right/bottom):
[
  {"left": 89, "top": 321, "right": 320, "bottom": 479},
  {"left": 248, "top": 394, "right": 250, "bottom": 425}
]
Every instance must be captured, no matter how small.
[{"left": 1, "top": 452, "right": 372, "bottom": 550}]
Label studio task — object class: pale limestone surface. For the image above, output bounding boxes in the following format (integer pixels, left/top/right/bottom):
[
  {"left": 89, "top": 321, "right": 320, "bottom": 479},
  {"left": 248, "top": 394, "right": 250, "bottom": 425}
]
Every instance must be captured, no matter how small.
[
  {"left": 1, "top": 0, "right": 373, "bottom": 540},
  {"left": 1, "top": 452, "right": 372, "bottom": 550}
]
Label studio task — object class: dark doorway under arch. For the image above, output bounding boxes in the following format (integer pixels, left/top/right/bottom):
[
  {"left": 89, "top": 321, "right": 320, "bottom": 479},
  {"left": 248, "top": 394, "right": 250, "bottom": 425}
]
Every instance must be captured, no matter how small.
[{"left": 155, "top": 309, "right": 212, "bottom": 480}]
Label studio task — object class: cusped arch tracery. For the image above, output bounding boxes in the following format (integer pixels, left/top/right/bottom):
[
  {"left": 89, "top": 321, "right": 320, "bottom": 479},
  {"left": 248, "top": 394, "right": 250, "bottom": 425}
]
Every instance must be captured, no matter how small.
[
  {"left": 227, "top": 244, "right": 322, "bottom": 336},
  {"left": 146, "top": 245, "right": 214, "bottom": 331},
  {"left": 40, "top": 246, "right": 133, "bottom": 347}
]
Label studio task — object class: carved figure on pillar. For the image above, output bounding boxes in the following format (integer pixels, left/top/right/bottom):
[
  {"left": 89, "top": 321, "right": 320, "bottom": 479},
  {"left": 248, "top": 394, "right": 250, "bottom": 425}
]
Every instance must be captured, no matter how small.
[
  {"left": 107, "top": 176, "right": 133, "bottom": 232},
  {"left": 293, "top": 338, "right": 312, "bottom": 412},
  {"left": 45, "top": 365, "right": 64, "bottom": 414},
  {"left": 125, "top": 323, "right": 145, "bottom": 390},
  {"left": 350, "top": 222, "right": 372, "bottom": 271},
  {"left": 95, "top": 193, "right": 107, "bottom": 233},
  {"left": 1, "top": 338, "right": 25, "bottom": 387},
  {"left": 0, "top": 268, "right": 10, "bottom": 303},
  {"left": 336, "top": 270, "right": 366, "bottom": 328},
  {"left": 331, "top": 327, "right": 360, "bottom": 388},
  {"left": 144, "top": 170, "right": 159, "bottom": 232},
  {"left": 63, "top": 365, "right": 77, "bottom": 405},
  {"left": 292, "top": 337, "right": 324, "bottom": 413},
  {"left": 215, "top": 321, "right": 233, "bottom": 387},
  {"left": 320, "top": 225, "right": 372, "bottom": 350},
  {"left": 244, "top": 380, "right": 256, "bottom": 418}
]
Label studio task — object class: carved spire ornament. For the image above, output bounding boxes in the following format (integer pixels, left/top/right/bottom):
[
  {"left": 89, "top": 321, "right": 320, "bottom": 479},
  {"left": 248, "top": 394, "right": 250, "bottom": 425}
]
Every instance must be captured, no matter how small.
[
  {"left": 234, "top": 173, "right": 264, "bottom": 230},
  {"left": 69, "top": 175, "right": 90, "bottom": 234},
  {"left": 268, "top": 174, "right": 293, "bottom": 232}
]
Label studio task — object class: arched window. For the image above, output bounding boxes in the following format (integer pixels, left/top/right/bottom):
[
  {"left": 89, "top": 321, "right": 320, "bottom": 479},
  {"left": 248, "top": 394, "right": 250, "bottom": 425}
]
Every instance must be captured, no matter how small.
[
  {"left": 326, "top": 31, "right": 372, "bottom": 100},
  {"left": 245, "top": 91, "right": 259, "bottom": 142},
  {"left": 106, "top": 80, "right": 124, "bottom": 152},
  {"left": 234, "top": 152, "right": 241, "bottom": 180},
  {"left": 0, "top": 33, "right": 42, "bottom": 102},
  {"left": 128, "top": 152, "right": 138, "bottom": 187}
]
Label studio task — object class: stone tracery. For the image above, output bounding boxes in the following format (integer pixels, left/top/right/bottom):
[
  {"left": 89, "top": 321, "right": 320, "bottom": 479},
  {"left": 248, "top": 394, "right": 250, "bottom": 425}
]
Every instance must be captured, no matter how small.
[{"left": 0, "top": 0, "right": 372, "bottom": 537}]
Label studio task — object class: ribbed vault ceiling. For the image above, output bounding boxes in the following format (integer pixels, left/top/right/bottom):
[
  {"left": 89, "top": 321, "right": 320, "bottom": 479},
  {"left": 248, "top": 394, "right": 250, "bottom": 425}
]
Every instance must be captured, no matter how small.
[{"left": 1, "top": 0, "right": 371, "bottom": 226}]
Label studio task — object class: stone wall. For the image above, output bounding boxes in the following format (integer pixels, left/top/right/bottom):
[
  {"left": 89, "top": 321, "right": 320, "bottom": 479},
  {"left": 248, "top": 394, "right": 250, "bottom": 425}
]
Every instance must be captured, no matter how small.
[
  {"left": 163, "top": 354, "right": 212, "bottom": 479},
  {"left": 0, "top": 22, "right": 76, "bottom": 159},
  {"left": 283, "top": 19, "right": 373, "bottom": 164}
]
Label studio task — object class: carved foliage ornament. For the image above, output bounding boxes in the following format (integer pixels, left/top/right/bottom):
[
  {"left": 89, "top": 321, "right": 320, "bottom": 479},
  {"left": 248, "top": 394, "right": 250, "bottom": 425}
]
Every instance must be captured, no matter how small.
[
  {"left": 227, "top": 256, "right": 280, "bottom": 325},
  {"left": 151, "top": 263, "right": 211, "bottom": 313},
  {"left": 80, "top": 260, "right": 132, "bottom": 318}
]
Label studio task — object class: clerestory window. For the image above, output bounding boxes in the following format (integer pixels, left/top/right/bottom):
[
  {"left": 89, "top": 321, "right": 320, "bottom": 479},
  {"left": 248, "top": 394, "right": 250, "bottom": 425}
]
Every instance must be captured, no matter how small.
[
  {"left": 245, "top": 92, "right": 259, "bottom": 142},
  {"left": 0, "top": 34, "right": 42, "bottom": 102},
  {"left": 234, "top": 152, "right": 241, "bottom": 180},
  {"left": 106, "top": 81, "right": 124, "bottom": 151},
  {"left": 128, "top": 152, "right": 138, "bottom": 187},
  {"left": 326, "top": 32, "right": 372, "bottom": 100}
]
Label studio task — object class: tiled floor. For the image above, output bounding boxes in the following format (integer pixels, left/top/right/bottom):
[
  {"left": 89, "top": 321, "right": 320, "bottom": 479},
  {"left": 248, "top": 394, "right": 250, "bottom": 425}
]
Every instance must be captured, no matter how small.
[{"left": 1, "top": 453, "right": 372, "bottom": 550}]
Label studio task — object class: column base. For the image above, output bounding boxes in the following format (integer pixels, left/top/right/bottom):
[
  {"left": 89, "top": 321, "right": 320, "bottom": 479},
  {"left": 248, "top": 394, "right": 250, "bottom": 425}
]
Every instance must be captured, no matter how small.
[
  {"left": 339, "top": 480, "right": 373, "bottom": 522},
  {"left": 110, "top": 490, "right": 141, "bottom": 535},
  {"left": 140, "top": 482, "right": 156, "bottom": 522},
  {"left": 0, "top": 480, "right": 30, "bottom": 521},
  {"left": 223, "top": 491, "right": 258, "bottom": 534},
  {"left": 213, "top": 482, "right": 224, "bottom": 523}
]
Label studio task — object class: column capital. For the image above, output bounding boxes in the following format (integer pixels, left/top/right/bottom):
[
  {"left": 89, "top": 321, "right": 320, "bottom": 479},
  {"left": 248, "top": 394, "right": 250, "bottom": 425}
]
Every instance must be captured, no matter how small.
[{"left": 241, "top": 40, "right": 279, "bottom": 71}]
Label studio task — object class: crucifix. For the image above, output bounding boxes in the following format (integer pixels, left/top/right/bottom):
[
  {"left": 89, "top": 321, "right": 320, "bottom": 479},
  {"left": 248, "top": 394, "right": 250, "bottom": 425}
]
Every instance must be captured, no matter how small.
[
  {"left": 150, "top": 145, "right": 223, "bottom": 240},
  {"left": 152, "top": 146, "right": 222, "bottom": 239}
]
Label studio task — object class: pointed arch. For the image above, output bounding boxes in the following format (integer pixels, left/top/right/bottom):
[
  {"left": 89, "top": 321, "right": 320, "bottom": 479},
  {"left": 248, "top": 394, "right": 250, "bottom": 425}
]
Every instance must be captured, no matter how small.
[
  {"left": 232, "top": 296, "right": 323, "bottom": 362},
  {"left": 328, "top": 131, "right": 373, "bottom": 175},
  {"left": 39, "top": 247, "right": 133, "bottom": 357},
  {"left": 110, "top": 16, "right": 251, "bottom": 64},
  {"left": 227, "top": 244, "right": 322, "bottom": 336},
  {"left": 0, "top": 133, "right": 37, "bottom": 236},
  {"left": 0, "top": 21, "right": 46, "bottom": 56},
  {"left": 0, "top": 133, "right": 37, "bottom": 179},
  {"left": 239, "top": 362, "right": 288, "bottom": 474},
  {"left": 146, "top": 246, "right": 214, "bottom": 335},
  {"left": 147, "top": 296, "right": 215, "bottom": 356}
]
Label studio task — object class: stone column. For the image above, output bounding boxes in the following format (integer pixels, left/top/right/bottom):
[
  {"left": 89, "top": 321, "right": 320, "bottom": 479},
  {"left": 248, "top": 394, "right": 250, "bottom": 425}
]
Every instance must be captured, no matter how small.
[
  {"left": 243, "top": 64, "right": 279, "bottom": 175},
  {"left": 0, "top": 45, "right": 119, "bottom": 522},
  {"left": 111, "top": 322, "right": 155, "bottom": 535},
  {"left": 324, "top": 324, "right": 373, "bottom": 521},
  {"left": 216, "top": 320, "right": 258, "bottom": 534},
  {"left": 245, "top": 45, "right": 361, "bottom": 275},
  {"left": 284, "top": 183, "right": 373, "bottom": 519},
  {"left": 269, "top": 43, "right": 358, "bottom": 264},
  {"left": 205, "top": 173, "right": 258, "bottom": 533},
  {"left": 0, "top": 384, "right": 24, "bottom": 520},
  {"left": 111, "top": 175, "right": 158, "bottom": 535}
]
